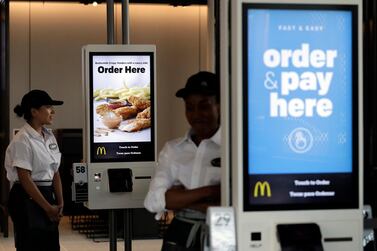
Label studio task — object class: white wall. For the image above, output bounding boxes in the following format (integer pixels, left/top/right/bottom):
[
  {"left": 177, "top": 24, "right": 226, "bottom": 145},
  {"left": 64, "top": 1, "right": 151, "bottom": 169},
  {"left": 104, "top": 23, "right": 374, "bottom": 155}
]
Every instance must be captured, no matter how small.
[{"left": 9, "top": 2, "right": 209, "bottom": 152}]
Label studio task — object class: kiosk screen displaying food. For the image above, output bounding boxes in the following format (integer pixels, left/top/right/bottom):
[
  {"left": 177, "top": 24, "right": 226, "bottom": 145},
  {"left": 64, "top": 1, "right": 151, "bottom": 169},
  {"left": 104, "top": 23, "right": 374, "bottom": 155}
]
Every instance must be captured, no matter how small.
[
  {"left": 243, "top": 4, "right": 358, "bottom": 211},
  {"left": 89, "top": 52, "right": 155, "bottom": 163}
]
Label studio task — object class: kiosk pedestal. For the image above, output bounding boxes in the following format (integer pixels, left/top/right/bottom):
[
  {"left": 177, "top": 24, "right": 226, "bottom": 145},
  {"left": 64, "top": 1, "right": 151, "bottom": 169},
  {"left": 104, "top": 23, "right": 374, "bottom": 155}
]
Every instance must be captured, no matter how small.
[{"left": 109, "top": 209, "right": 132, "bottom": 251}]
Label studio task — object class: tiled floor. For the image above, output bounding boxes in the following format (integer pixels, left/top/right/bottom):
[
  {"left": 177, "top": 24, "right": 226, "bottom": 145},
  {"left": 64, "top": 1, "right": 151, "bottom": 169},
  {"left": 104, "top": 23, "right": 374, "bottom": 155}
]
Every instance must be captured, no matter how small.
[{"left": 0, "top": 217, "right": 162, "bottom": 251}]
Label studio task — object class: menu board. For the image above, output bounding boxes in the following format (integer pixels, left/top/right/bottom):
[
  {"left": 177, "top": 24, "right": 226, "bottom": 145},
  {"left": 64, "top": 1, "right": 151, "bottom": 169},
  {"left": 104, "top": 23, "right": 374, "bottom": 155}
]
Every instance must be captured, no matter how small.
[
  {"left": 242, "top": 4, "right": 359, "bottom": 210},
  {"left": 89, "top": 52, "right": 155, "bottom": 163}
]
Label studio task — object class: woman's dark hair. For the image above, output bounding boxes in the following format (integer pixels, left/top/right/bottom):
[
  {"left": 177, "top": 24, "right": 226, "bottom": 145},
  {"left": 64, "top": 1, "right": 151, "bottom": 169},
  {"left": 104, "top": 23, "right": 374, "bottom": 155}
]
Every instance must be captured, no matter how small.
[
  {"left": 14, "top": 90, "right": 45, "bottom": 121},
  {"left": 13, "top": 104, "right": 34, "bottom": 121}
]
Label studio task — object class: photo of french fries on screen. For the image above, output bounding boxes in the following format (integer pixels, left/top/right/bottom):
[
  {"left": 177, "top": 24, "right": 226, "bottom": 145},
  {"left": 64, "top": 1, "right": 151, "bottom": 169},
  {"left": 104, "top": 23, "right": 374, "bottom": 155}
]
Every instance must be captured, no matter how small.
[{"left": 93, "top": 84, "right": 151, "bottom": 136}]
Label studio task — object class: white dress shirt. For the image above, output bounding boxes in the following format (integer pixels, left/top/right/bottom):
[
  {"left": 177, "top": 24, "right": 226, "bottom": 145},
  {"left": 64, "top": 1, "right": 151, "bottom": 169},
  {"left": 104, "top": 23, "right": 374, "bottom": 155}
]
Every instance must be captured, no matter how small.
[
  {"left": 144, "top": 127, "right": 221, "bottom": 219},
  {"left": 4, "top": 123, "right": 61, "bottom": 183}
]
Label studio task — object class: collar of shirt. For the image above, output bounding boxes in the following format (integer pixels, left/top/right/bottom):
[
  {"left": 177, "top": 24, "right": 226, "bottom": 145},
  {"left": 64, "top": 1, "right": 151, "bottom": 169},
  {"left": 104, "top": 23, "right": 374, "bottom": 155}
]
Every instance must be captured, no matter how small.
[
  {"left": 24, "top": 123, "right": 52, "bottom": 142},
  {"left": 177, "top": 126, "right": 221, "bottom": 147},
  {"left": 174, "top": 127, "right": 221, "bottom": 188}
]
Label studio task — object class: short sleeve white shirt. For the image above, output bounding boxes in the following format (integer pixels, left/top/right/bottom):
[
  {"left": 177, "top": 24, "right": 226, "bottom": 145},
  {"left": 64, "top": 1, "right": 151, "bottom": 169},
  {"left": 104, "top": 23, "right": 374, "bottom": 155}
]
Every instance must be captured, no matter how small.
[
  {"left": 4, "top": 123, "right": 62, "bottom": 182},
  {"left": 144, "top": 127, "right": 221, "bottom": 219}
]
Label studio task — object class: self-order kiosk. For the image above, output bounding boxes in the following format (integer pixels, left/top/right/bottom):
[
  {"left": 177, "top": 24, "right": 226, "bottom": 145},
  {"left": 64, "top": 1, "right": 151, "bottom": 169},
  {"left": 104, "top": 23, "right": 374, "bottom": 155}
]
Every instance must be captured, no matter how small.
[
  {"left": 81, "top": 44, "right": 156, "bottom": 209},
  {"left": 228, "top": 0, "right": 363, "bottom": 250}
]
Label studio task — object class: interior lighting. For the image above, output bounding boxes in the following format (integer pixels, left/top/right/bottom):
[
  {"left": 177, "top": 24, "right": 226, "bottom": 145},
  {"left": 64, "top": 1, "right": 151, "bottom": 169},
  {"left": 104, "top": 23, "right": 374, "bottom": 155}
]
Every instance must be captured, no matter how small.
[{"left": 80, "top": 0, "right": 103, "bottom": 5}]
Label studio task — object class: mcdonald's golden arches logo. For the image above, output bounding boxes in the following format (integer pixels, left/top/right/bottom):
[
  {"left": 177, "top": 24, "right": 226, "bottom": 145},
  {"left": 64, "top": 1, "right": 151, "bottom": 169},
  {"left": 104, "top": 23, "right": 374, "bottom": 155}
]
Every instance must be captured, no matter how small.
[
  {"left": 96, "top": 146, "right": 107, "bottom": 155},
  {"left": 253, "top": 181, "right": 271, "bottom": 197}
]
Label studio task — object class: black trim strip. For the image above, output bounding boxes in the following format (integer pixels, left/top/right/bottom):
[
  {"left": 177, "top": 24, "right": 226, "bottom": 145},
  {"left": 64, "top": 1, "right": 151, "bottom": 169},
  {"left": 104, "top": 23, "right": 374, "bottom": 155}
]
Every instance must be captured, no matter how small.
[
  {"left": 324, "top": 237, "right": 353, "bottom": 242},
  {"left": 134, "top": 176, "right": 152, "bottom": 179}
]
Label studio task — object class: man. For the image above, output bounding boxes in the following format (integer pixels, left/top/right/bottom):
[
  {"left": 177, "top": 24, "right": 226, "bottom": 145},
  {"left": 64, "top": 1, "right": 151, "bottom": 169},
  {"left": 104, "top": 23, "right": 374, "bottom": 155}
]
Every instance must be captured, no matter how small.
[{"left": 144, "top": 71, "right": 221, "bottom": 251}]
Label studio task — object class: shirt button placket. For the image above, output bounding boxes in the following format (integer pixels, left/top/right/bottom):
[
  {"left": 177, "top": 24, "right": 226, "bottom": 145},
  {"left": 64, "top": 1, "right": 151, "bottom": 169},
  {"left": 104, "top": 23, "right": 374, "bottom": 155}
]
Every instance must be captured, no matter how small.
[{"left": 192, "top": 141, "right": 206, "bottom": 187}]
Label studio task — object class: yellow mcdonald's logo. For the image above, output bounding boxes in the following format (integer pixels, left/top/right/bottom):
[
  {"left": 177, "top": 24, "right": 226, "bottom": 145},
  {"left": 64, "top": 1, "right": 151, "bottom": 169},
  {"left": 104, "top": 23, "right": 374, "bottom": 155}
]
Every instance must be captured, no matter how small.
[
  {"left": 253, "top": 181, "right": 271, "bottom": 197},
  {"left": 96, "top": 146, "right": 107, "bottom": 155}
]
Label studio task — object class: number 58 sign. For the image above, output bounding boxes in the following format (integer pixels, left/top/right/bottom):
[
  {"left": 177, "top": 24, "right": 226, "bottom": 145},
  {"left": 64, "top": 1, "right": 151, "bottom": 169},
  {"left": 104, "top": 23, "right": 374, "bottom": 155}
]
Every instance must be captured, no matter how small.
[{"left": 73, "top": 163, "right": 88, "bottom": 184}]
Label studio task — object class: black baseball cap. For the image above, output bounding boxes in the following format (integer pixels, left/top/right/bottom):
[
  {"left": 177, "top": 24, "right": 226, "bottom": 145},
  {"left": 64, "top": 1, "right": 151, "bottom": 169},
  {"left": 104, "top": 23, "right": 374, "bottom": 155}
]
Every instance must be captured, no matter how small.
[
  {"left": 21, "top": 89, "right": 64, "bottom": 109},
  {"left": 175, "top": 71, "right": 219, "bottom": 98}
]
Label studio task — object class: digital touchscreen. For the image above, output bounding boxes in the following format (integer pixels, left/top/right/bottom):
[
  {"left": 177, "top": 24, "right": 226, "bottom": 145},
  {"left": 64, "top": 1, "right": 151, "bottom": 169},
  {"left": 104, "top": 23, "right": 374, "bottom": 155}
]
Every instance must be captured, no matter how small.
[
  {"left": 242, "top": 4, "right": 358, "bottom": 210},
  {"left": 89, "top": 52, "right": 155, "bottom": 162}
]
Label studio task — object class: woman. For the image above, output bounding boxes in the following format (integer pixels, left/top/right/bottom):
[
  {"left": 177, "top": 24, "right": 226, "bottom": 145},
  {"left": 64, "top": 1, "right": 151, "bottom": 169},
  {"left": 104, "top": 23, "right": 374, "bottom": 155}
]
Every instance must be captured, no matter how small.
[
  {"left": 144, "top": 71, "right": 221, "bottom": 251},
  {"left": 5, "top": 89, "right": 64, "bottom": 251}
]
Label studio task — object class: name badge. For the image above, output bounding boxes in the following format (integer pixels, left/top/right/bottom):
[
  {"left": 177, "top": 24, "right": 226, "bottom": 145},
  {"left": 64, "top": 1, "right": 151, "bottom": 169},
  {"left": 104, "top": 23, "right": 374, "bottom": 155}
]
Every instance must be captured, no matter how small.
[
  {"left": 49, "top": 143, "right": 58, "bottom": 150},
  {"left": 211, "top": 157, "right": 221, "bottom": 167}
]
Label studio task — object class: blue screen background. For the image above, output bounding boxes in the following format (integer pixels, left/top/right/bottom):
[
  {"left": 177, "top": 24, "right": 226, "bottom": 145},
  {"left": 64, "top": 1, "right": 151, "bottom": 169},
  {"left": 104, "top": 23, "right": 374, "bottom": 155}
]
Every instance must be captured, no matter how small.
[{"left": 247, "top": 9, "right": 353, "bottom": 174}]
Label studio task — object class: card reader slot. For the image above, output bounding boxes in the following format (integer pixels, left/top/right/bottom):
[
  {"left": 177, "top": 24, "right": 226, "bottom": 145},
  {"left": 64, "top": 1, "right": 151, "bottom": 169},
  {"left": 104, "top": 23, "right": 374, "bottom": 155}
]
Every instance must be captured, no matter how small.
[
  {"left": 107, "top": 168, "right": 133, "bottom": 192},
  {"left": 277, "top": 223, "right": 324, "bottom": 251}
]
